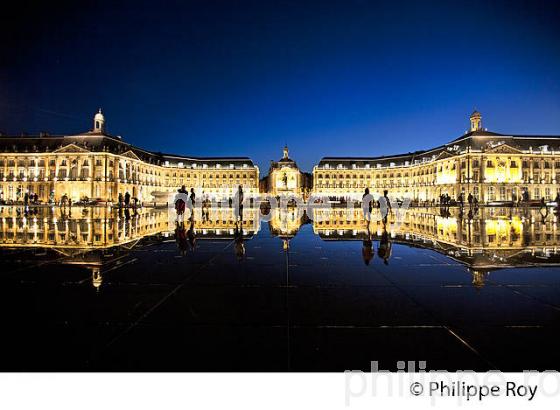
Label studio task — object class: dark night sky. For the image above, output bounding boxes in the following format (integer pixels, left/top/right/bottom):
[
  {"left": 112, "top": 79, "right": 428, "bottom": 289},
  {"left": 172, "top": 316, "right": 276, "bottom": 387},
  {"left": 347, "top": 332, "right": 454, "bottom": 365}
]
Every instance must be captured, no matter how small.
[{"left": 1, "top": 0, "right": 559, "bottom": 173}]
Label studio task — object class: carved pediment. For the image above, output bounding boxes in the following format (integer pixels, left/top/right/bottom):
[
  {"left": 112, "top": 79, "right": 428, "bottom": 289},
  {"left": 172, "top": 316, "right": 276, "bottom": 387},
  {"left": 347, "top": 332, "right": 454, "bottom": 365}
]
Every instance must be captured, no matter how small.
[
  {"left": 435, "top": 150, "right": 455, "bottom": 160},
  {"left": 121, "top": 150, "right": 141, "bottom": 160},
  {"left": 485, "top": 143, "right": 522, "bottom": 154},
  {"left": 53, "top": 143, "right": 91, "bottom": 154}
]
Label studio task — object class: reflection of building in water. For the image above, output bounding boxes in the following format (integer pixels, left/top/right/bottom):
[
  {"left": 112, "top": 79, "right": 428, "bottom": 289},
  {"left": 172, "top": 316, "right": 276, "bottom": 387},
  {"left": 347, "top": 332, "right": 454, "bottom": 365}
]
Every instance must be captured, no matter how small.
[
  {"left": 313, "top": 111, "right": 560, "bottom": 203},
  {"left": 189, "top": 208, "right": 260, "bottom": 239},
  {"left": 0, "top": 110, "right": 259, "bottom": 204},
  {"left": 268, "top": 206, "right": 309, "bottom": 250},
  {"left": 470, "top": 269, "right": 490, "bottom": 289},
  {"left": 0, "top": 206, "right": 170, "bottom": 250},
  {"left": 92, "top": 268, "right": 103, "bottom": 291},
  {"left": 0, "top": 206, "right": 260, "bottom": 290},
  {"left": 0, "top": 206, "right": 260, "bottom": 249},
  {"left": 312, "top": 207, "right": 560, "bottom": 284},
  {"left": 260, "top": 146, "right": 312, "bottom": 198}
]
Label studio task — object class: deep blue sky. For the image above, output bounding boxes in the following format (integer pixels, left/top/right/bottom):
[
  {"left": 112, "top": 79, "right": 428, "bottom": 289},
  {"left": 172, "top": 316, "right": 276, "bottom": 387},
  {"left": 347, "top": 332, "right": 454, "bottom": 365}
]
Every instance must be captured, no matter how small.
[{"left": 1, "top": 0, "right": 559, "bottom": 173}]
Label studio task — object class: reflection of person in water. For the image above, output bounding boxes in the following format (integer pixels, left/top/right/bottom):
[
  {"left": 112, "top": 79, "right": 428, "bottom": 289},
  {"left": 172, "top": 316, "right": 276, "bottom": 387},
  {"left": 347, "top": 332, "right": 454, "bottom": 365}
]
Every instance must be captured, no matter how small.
[
  {"left": 439, "top": 206, "right": 451, "bottom": 218},
  {"left": 362, "top": 222, "right": 374, "bottom": 265},
  {"left": 234, "top": 220, "right": 246, "bottom": 260},
  {"left": 201, "top": 194, "right": 210, "bottom": 221},
  {"left": 59, "top": 205, "right": 70, "bottom": 221},
  {"left": 540, "top": 198, "right": 549, "bottom": 224},
  {"left": 377, "top": 224, "right": 392, "bottom": 265},
  {"left": 187, "top": 218, "right": 196, "bottom": 251},
  {"left": 175, "top": 217, "right": 196, "bottom": 255},
  {"left": 175, "top": 222, "right": 188, "bottom": 256}
]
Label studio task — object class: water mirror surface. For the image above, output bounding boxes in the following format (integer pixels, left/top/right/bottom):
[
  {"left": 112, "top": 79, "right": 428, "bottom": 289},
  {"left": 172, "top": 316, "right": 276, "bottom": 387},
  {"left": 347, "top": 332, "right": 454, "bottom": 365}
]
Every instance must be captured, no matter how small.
[{"left": 1, "top": 205, "right": 559, "bottom": 371}]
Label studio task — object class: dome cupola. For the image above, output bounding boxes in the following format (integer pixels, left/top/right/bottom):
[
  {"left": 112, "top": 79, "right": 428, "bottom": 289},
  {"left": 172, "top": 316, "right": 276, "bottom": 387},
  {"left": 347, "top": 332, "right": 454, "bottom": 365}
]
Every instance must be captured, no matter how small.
[
  {"left": 93, "top": 108, "right": 105, "bottom": 133},
  {"left": 470, "top": 110, "right": 482, "bottom": 132}
]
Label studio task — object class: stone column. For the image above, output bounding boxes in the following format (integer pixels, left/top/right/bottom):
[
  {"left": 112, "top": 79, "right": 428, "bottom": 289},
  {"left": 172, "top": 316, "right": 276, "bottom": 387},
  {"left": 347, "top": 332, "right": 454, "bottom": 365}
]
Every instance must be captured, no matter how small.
[{"left": 480, "top": 154, "right": 486, "bottom": 203}]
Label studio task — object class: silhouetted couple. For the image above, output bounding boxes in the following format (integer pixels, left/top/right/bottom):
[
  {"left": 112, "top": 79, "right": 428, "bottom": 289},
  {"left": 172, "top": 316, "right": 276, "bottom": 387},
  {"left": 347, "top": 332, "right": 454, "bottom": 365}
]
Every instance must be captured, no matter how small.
[{"left": 175, "top": 185, "right": 196, "bottom": 221}]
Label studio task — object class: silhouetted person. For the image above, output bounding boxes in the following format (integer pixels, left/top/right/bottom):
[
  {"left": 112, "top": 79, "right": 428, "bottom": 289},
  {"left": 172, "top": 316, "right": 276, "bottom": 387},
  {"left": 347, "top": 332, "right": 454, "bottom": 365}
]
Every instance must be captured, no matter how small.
[
  {"left": 235, "top": 185, "right": 244, "bottom": 221},
  {"left": 175, "top": 186, "right": 187, "bottom": 219},
  {"left": 118, "top": 193, "right": 123, "bottom": 209},
  {"left": 24, "top": 193, "right": 29, "bottom": 206},
  {"left": 383, "top": 189, "right": 391, "bottom": 210},
  {"left": 190, "top": 188, "right": 196, "bottom": 205},
  {"left": 467, "top": 193, "right": 473, "bottom": 208},
  {"left": 124, "top": 191, "right": 131, "bottom": 206},
  {"left": 377, "top": 189, "right": 391, "bottom": 223},
  {"left": 362, "top": 188, "right": 372, "bottom": 221}
]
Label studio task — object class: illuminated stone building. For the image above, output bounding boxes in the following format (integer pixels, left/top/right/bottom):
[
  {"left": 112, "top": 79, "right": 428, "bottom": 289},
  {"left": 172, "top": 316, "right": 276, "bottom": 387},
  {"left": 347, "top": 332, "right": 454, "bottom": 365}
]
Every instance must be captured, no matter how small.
[
  {"left": 313, "top": 112, "right": 560, "bottom": 203},
  {"left": 0, "top": 110, "right": 259, "bottom": 204},
  {"left": 261, "top": 146, "right": 312, "bottom": 198}
]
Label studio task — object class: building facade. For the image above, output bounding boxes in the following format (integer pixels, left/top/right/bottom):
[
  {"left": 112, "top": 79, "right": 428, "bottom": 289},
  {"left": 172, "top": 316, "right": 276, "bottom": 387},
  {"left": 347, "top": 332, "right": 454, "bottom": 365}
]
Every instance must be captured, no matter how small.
[
  {"left": 260, "top": 146, "right": 312, "bottom": 198},
  {"left": 2, "top": 110, "right": 559, "bottom": 205},
  {"left": 0, "top": 110, "right": 259, "bottom": 204},
  {"left": 313, "top": 112, "right": 560, "bottom": 204}
]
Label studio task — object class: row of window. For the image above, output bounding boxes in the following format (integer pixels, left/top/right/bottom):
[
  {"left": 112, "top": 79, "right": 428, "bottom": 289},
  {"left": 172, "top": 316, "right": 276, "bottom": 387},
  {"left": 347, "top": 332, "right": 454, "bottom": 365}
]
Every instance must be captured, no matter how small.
[{"left": 316, "top": 159, "right": 560, "bottom": 177}]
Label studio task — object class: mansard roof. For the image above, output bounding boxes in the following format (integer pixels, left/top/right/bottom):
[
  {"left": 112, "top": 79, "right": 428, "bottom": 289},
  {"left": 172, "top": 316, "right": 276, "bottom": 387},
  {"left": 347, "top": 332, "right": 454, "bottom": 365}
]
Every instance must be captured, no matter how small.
[
  {"left": 0, "top": 132, "right": 256, "bottom": 168},
  {"left": 270, "top": 157, "right": 298, "bottom": 170},
  {"left": 318, "top": 129, "right": 560, "bottom": 169}
]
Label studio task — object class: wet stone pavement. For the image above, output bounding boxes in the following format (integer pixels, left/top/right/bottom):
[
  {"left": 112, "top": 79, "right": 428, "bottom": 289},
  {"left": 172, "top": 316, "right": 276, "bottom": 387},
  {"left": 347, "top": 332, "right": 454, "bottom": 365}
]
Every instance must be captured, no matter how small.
[{"left": 1, "top": 210, "right": 560, "bottom": 371}]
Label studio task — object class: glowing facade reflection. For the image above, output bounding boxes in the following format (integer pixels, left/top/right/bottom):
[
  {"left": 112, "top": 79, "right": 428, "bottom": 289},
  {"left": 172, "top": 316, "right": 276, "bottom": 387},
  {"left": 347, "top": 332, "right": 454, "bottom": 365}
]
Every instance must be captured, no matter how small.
[{"left": 2, "top": 204, "right": 560, "bottom": 283}]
